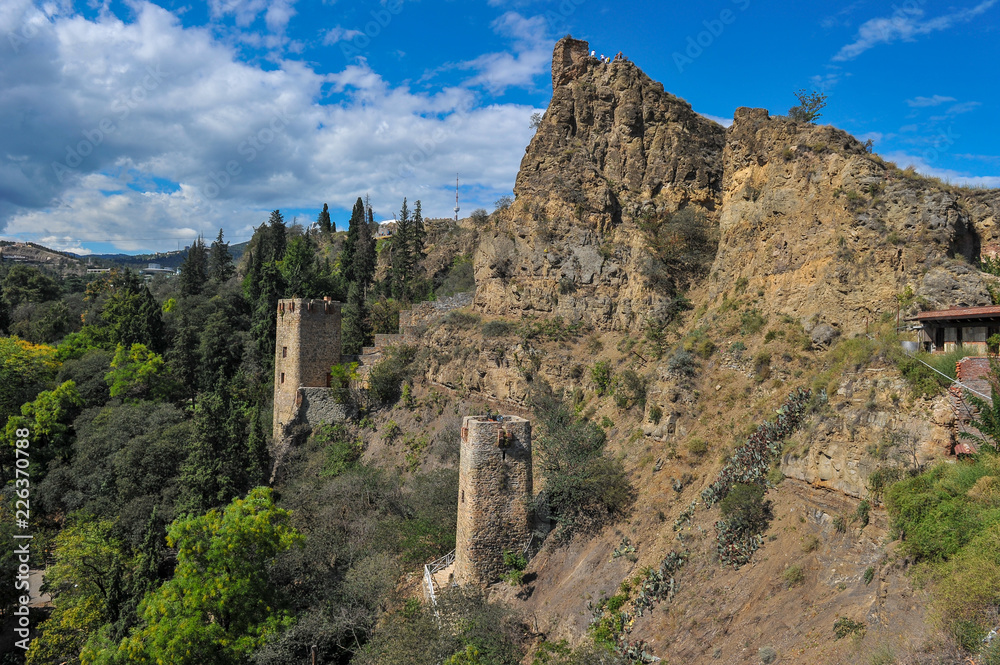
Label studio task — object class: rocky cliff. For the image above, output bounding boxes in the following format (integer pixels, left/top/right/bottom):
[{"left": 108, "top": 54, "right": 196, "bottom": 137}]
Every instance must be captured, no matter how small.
[
  {"left": 474, "top": 37, "right": 725, "bottom": 330},
  {"left": 475, "top": 37, "right": 1000, "bottom": 335},
  {"left": 711, "top": 106, "right": 998, "bottom": 336}
]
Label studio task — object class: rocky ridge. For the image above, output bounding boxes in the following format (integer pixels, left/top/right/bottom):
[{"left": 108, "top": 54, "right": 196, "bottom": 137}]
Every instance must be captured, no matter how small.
[{"left": 475, "top": 36, "right": 1000, "bottom": 335}]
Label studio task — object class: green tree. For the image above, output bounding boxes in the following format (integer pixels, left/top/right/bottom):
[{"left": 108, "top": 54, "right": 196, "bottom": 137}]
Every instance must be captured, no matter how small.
[
  {"left": 388, "top": 198, "right": 414, "bottom": 301},
  {"left": 26, "top": 518, "right": 126, "bottom": 665},
  {"left": 341, "top": 282, "right": 370, "bottom": 355},
  {"left": 179, "top": 236, "right": 208, "bottom": 297},
  {"left": 531, "top": 390, "right": 633, "bottom": 537},
  {"left": 105, "top": 343, "right": 176, "bottom": 402},
  {"left": 279, "top": 233, "right": 317, "bottom": 298},
  {"left": 36, "top": 400, "right": 192, "bottom": 543},
  {"left": 317, "top": 202, "right": 332, "bottom": 234},
  {"left": 176, "top": 387, "right": 255, "bottom": 514},
  {"left": 341, "top": 197, "right": 366, "bottom": 285},
  {"left": 209, "top": 228, "right": 235, "bottom": 282},
  {"left": 97, "top": 488, "right": 302, "bottom": 665},
  {"left": 788, "top": 89, "right": 828, "bottom": 123},
  {"left": 0, "top": 336, "right": 59, "bottom": 426},
  {"left": 3, "top": 379, "right": 82, "bottom": 478},
  {"left": 1, "top": 264, "right": 61, "bottom": 307},
  {"left": 101, "top": 269, "right": 164, "bottom": 352},
  {"left": 353, "top": 200, "right": 378, "bottom": 294}
]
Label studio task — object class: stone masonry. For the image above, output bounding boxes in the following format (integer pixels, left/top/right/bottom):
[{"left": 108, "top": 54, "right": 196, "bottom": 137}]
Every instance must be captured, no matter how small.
[
  {"left": 454, "top": 415, "right": 533, "bottom": 586},
  {"left": 272, "top": 297, "right": 343, "bottom": 443}
]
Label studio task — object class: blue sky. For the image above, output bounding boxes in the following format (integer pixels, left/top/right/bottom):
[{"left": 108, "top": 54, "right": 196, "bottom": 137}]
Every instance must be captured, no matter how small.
[{"left": 1, "top": 0, "right": 997, "bottom": 254}]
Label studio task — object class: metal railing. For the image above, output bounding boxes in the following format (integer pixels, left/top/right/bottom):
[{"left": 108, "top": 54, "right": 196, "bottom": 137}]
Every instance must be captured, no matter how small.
[{"left": 423, "top": 550, "right": 456, "bottom": 606}]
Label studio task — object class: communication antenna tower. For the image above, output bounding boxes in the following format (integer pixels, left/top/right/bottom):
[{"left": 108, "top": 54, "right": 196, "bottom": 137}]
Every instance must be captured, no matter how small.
[{"left": 454, "top": 174, "right": 460, "bottom": 222}]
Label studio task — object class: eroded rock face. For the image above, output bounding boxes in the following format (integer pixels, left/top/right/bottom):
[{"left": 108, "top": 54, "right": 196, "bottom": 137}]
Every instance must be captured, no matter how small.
[
  {"left": 709, "top": 107, "right": 996, "bottom": 334},
  {"left": 476, "top": 38, "right": 1000, "bottom": 333},
  {"left": 474, "top": 36, "right": 726, "bottom": 330}
]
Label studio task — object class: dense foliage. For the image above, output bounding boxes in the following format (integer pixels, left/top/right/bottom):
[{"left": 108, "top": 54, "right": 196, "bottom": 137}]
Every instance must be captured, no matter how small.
[{"left": 0, "top": 197, "right": 466, "bottom": 665}]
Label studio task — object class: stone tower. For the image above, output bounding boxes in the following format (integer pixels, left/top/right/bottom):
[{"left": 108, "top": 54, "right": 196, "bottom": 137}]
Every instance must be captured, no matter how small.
[
  {"left": 272, "top": 297, "right": 342, "bottom": 442},
  {"left": 454, "top": 415, "right": 533, "bottom": 586}
]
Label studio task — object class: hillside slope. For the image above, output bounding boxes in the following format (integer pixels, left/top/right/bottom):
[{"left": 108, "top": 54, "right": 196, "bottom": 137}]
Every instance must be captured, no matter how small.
[{"left": 379, "top": 36, "right": 1000, "bottom": 664}]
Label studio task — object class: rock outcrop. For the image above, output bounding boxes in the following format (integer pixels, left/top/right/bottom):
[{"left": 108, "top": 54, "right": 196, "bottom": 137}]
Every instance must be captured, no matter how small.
[
  {"left": 710, "top": 106, "right": 995, "bottom": 334},
  {"left": 474, "top": 36, "right": 726, "bottom": 330},
  {"left": 476, "top": 37, "right": 1000, "bottom": 334}
]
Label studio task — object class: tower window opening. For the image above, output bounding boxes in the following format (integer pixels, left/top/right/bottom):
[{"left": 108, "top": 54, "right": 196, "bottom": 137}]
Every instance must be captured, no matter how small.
[
  {"left": 282, "top": 346, "right": 287, "bottom": 358},
  {"left": 290, "top": 302, "right": 295, "bottom": 312},
  {"left": 280, "top": 372, "right": 285, "bottom": 384}
]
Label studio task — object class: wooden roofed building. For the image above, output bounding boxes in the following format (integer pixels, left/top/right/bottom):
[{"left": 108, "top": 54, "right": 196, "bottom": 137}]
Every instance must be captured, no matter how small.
[{"left": 914, "top": 305, "right": 1000, "bottom": 354}]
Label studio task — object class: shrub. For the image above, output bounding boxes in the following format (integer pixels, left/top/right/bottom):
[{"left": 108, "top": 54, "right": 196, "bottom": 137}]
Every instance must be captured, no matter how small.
[
  {"left": 315, "top": 424, "right": 364, "bottom": 477},
  {"left": 788, "top": 89, "right": 827, "bottom": 122},
  {"left": 367, "top": 345, "right": 417, "bottom": 407},
  {"left": 591, "top": 361, "right": 613, "bottom": 396},
  {"left": 720, "top": 483, "right": 771, "bottom": 535},
  {"left": 863, "top": 566, "right": 875, "bottom": 585},
  {"left": 667, "top": 350, "right": 697, "bottom": 377},
  {"left": 648, "top": 405, "right": 663, "bottom": 425},
  {"left": 782, "top": 565, "right": 804, "bottom": 587},
  {"left": 482, "top": 320, "right": 515, "bottom": 337},
  {"left": 443, "top": 310, "right": 480, "bottom": 329},
  {"left": 753, "top": 352, "right": 771, "bottom": 382},
  {"left": 613, "top": 369, "right": 647, "bottom": 410},
  {"left": 740, "top": 309, "right": 767, "bottom": 336},
  {"left": 600, "top": 416, "right": 614, "bottom": 429},
  {"left": 758, "top": 646, "right": 778, "bottom": 664},
  {"left": 329, "top": 362, "right": 359, "bottom": 403},
  {"left": 854, "top": 499, "right": 871, "bottom": 527},
  {"left": 833, "top": 617, "right": 865, "bottom": 639},
  {"left": 532, "top": 392, "right": 634, "bottom": 540},
  {"left": 802, "top": 535, "right": 819, "bottom": 552},
  {"left": 687, "top": 438, "right": 708, "bottom": 457}
]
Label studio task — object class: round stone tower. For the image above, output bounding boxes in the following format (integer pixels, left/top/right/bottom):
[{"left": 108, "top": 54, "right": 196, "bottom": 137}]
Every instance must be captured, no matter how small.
[{"left": 454, "top": 415, "right": 533, "bottom": 586}]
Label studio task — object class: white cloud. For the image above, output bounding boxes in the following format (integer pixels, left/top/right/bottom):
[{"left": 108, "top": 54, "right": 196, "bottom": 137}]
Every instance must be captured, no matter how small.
[
  {"left": 459, "top": 12, "right": 551, "bottom": 94},
  {"left": 906, "top": 94, "right": 956, "bottom": 107},
  {"left": 947, "top": 101, "right": 981, "bottom": 115},
  {"left": 322, "top": 25, "right": 364, "bottom": 45},
  {"left": 0, "top": 2, "right": 539, "bottom": 250},
  {"left": 880, "top": 151, "right": 1000, "bottom": 188},
  {"left": 833, "top": 0, "right": 998, "bottom": 61},
  {"left": 698, "top": 113, "right": 733, "bottom": 128}
]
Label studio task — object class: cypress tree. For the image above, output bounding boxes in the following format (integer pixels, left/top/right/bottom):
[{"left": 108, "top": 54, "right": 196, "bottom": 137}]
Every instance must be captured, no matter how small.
[
  {"left": 340, "top": 197, "right": 365, "bottom": 285},
  {"left": 340, "top": 281, "right": 370, "bottom": 355},
  {"left": 353, "top": 204, "right": 377, "bottom": 295},
  {"left": 179, "top": 236, "right": 208, "bottom": 297},
  {"left": 208, "top": 228, "right": 235, "bottom": 282},
  {"left": 389, "top": 198, "right": 412, "bottom": 301},
  {"left": 317, "top": 203, "right": 332, "bottom": 234}
]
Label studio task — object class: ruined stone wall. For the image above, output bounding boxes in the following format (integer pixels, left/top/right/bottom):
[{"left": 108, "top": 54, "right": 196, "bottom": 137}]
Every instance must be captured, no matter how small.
[
  {"left": 272, "top": 298, "right": 342, "bottom": 441},
  {"left": 297, "top": 387, "right": 355, "bottom": 427},
  {"left": 454, "top": 415, "right": 533, "bottom": 586}
]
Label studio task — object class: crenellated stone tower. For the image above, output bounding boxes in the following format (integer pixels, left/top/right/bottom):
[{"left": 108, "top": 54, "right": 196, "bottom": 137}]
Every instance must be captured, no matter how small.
[
  {"left": 272, "top": 297, "right": 343, "bottom": 443},
  {"left": 454, "top": 415, "right": 533, "bottom": 586}
]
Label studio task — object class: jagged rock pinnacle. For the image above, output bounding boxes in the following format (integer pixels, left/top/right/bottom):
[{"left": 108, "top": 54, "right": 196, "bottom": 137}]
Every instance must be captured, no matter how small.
[{"left": 551, "top": 36, "right": 591, "bottom": 89}]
